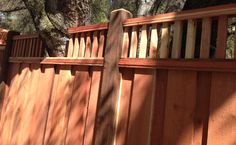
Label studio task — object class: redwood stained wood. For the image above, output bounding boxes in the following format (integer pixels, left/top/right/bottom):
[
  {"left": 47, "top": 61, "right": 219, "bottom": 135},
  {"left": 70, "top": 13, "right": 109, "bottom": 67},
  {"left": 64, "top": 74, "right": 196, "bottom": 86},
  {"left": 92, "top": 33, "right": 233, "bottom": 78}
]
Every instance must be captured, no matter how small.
[
  {"left": 68, "top": 35, "right": 74, "bottom": 57},
  {"left": 66, "top": 66, "right": 91, "bottom": 145},
  {"left": 185, "top": 19, "right": 196, "bottom": 59},
  {"left": 115, "top": 68, "right": 134, "bottom": 145},
  {"left": 68, "top": 23, "right": 108, "bottom": 33},
  {"left": 10, "top": 64, "right": 31, "bottom": 145},
  {"left": 79, "top": 33, "right": 86, "bottom": 57},
  {"left": 150, "top": 70, "right": 168, "bottom": 145},
  {"left": 44, "top": 65, "right": 74, "bottom": 145},
  {"left": 98, "top": 31, "right": 105, "bottom": 57},
  {"left": 91, "top": 31, "right": 99, "bottom": 57},
  {"left": 207, "top": 72, "right": 236, "bottom": 145},
  {"left": 94, "top": 9, "right": 132, "bottom": 145},
  {"left": 200, "top": 18, "right": 212, "bottom": 58},
  {"left": 163, "top": 70, "right": 197, "bottom": 145},
  {"left": 129, "top": 26, "right": 138, "bottom": 58},
  {"left": 235, "top": 27, "right": 236, "bottom": 59},
  {"left": 171, "top": 21, "right": 183, "bottom": 59},
  {"left": 149, "top": 24, "right": 158, "bottom": 58},
  {"left": 127, "top": 69, "right": 154, "bottom": 145},
  {"left": 160, "top": 23, "right": 170, "bottom": 58},
  {"left": 193, "top": 72, "right": 211, "bottom": 145},
  {"left": 123, "top": 4, "right": 236, "bottom": 26},
  {"left": 121, "top": 27, "right": 130, "bottom": 58},
  {"left": 0, "top": 63, "right": 20, "bottom": 145},
  {"left": 83, "top": 67, "right": 102, "bottom": 145},
  {"left": 85, "top": 32, "right": 92, "bottom": 58},
  {"left": 73, "top": 34, "right": 80, "bottom": 57},
  {"left": 29, "top": 64, "right": 55, "bottom": 145},
  {"left": 216, "top": 16, "right": 228, "bottom": 59},
  {"left": 139, "top": 25, "right": 148, "bottom": 58}
]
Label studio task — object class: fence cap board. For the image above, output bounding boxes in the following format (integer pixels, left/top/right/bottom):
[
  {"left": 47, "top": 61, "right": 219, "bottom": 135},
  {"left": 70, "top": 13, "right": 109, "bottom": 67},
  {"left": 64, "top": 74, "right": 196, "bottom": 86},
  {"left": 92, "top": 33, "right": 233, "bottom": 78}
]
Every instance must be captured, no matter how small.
[
  {"left": 123, "top": 3, "right": 236, "bottom": 26},
  {"left": 68, "top": 23, "right": 108, "bottom": 33},
  {"left": 13, "top": 34, "right": 39, "bottom": 40}
]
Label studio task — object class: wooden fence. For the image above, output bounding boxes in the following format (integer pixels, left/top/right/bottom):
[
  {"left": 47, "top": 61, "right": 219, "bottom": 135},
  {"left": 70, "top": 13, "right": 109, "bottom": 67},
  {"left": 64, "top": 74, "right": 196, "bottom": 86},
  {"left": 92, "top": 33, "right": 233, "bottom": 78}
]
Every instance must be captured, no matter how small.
[{"left": 1, "top": 4, "right": 236, "bottom": 145}]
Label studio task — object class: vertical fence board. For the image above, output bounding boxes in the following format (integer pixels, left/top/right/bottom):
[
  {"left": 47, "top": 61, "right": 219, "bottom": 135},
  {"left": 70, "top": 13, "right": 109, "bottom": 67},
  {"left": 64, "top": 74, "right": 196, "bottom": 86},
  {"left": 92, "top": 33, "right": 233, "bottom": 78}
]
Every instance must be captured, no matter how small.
[
  {"left": 91, "top": 31, "right": 99, "bottom": 57},
  {"left": 185, "top": 19, "right": 196, "bottom": 59},
  {"left": 66, "top": 66, "right": 91, "bottom": 145},
  {"left": 121, "top": 27, "right": 130, "bottom": 58},
  {"left": 98, "top": 31, "right": 105, "bottom": 58},
  {"left": 127, "top": 69, "right": 154, "bottom": 145},
  {"left": 193, "top": 72, "right": 211, "bottom": 145},
  {"left": 139, "top": 25, "right": 148, "bottom": 58},
  {"left": 216, "top": 16, "right": 228, "bottom": 58},
  {"left": 207, "top": 72, "right": 236, "bottom": 145},
  {"left": 0, "top": 63, "right": 20, "bottom": 145},
  {"left": 85, "top": 33, "right": 92, "bottom": 58},
  {"left": 149, "top": 24, "right": 158, "bottom": 58},
  {"left": 200, "top": 18, "right": 212, "bottom": 58},
  {"left": 172, "top": 21, "right": 183, "bottom": 59},
  {"left": 83, "top": 67, "right": 102, "bottom": 145},
  {"left": 68, "top": 36, "right": 74, "bottom": 57},
  {"left": 150, "top": 70, "right": 168, "bottom": 145},
  {"left": 163, "top": 70, "right": 197, "bottom": 145},
  {"left": 129, "top": 26, "right": 138, "bottom": 58},
  {"left": 115, "top": 68, "right": 134, "bottom": 145},
  {"left": 29, "top": 65, "right": 55, "bottom": 145},
  {"left": 160, "top": 23, "right": 170, "bottom": 58},
  {"left": 73, "top": 34, "right": 80, "bottom": 57},
  {"left": 79, "top": 33, "right": 86, "bottom": 57},
  {"left": 44, "top": 66, "right": 74, "bottom": 145}
]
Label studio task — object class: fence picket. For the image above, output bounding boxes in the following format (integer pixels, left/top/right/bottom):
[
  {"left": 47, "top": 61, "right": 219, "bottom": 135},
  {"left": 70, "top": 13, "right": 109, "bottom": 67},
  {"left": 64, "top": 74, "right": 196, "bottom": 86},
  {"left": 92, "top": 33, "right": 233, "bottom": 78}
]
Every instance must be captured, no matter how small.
[
  {"left": 172, "top": 21, "right": 183, "bottom": 59},
  {"left": 160, "top": 23, "right": 170, "bottom": 58},
  {"left": 185, "top": 19, "right": 197, "bottom": 59},
  {"left": 200, "top": 18, "right": 212, "bottom": 58}
]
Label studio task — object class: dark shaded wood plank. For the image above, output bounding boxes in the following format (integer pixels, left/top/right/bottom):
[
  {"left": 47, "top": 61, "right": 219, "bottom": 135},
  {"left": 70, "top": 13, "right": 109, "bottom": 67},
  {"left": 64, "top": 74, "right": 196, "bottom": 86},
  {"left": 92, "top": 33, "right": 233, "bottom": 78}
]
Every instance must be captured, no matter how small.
[
  {"left": 171, "top": 21, "right": 183, "bottom": 59},
  {"left": 127, "top": 69, "right": 155, "bottom": 145},
  {"left": 66, "top": 66, "right": 91, "bottom": 145},
  {"left": 94, "top": 9, "right": 132, "bottom": 145},
  {"left": 185, "top": 19, "right": 197, "bottom": 59},
  {"left": 163, "top": 70, "right": 197, "bottom": 145},
  {"left": 91, "top": 31, "right": 99, "bottom": 57},
  {"left": 216, "top": 16, "right": 228, "bottom": 58}
]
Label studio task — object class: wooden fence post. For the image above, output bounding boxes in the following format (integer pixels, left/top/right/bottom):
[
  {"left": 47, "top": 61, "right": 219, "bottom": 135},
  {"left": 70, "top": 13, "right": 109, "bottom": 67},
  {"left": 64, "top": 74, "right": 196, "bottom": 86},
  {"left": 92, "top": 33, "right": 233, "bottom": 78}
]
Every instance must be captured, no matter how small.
[
  {"left": 0, "top": 31, "right": 19, "bottom": 112},
  {"left": 94, "top": 9, "right": 132, "bottom": 145}
]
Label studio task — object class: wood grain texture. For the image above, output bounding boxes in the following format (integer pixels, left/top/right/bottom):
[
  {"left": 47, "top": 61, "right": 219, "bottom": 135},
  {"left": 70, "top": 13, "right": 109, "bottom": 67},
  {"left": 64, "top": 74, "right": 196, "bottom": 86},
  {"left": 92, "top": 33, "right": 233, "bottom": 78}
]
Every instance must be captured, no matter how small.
[
  {"left": 171, "top": 21, "right": 183, "bottom": 59},
  {"left": 160, "top": 23, "right": 170, "bottom": 58},
  {"left": 149, "top": 24, "right": 158, "bottom": 58},
  {"left": 68, "top": 36, "right": 74, "bottom": 57},
  {"left": 163, "top": 70, "right": 197, "bottom": 145},
  {"left": 121, "top": 27, "right": 130, "bottom": 58},
  {"left": 207, "top": 72, "right": 236, "bottom": 145},
  {"left": 185, "top": 19, "right": 196, "bottom": 59},
  {"left": 44, "top": 65, "right": 74, "bottom": 145},
  {"left": 79, "top": 33, "right": 86, "bottom": 57},
  {"left": 150, "top": 70, "right": 168, "bottom": 145},
  {"left": 127, "top": 69, "right": 154, "bottom": 145},
  {"left": 98, "top": 31, "right": 105, "bottom": 57},
  {"left": 94, "top": 9, "right": 132, "bottom": 145},
  {"left": 129, "top": 26, "right": 138, "bottom": 58},
  {"left": 193, "top": 72, "right": 211, "bottom": 145},
  {"left": 83, "top": 67, "right": 102, "bottom": 145},
  {"left": 216, "top": 16, "right": 228, "bottom": 59},
  {"left": 139, "top": 25, "right": 148, "bottom": 58},
  {"left": 73, "top": 34, "right": 80, "bottom": 57},
  {"left": 85, "top": 32, "right": 92, "bottom": 58},
  {"left": 200, "top": 18, "right": 212, "bottom": 59},
  {"left": 91, "top": 31, "right": 99, "bottom": 57},
  {"left": 115, "top": 68, "right": 134, "bottom": 145},
  {"left": 66, "top": 66, "right": 91, "bottom": 145}
]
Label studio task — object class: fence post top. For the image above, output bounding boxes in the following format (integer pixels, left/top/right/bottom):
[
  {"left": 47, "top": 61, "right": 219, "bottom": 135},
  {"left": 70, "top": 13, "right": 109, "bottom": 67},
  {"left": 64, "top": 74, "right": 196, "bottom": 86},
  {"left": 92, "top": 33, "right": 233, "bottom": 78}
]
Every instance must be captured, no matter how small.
[{"left": 110, "top": 8, "right": 133, "bottom": 17}]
